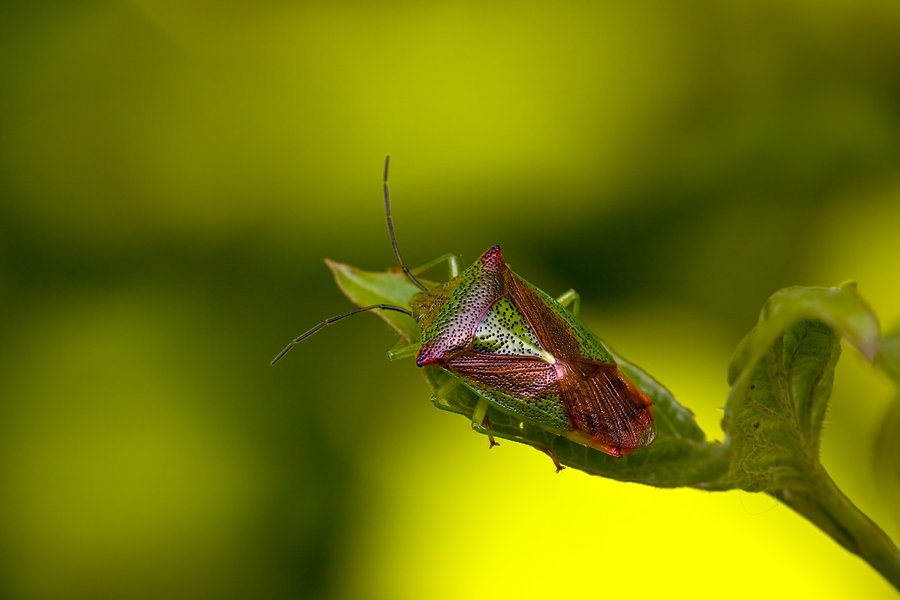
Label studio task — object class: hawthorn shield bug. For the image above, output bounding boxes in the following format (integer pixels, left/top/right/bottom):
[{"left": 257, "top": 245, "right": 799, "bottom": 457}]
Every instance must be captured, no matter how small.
[{"left": 272, "top": 157, "right": 655, "bottom": 458}]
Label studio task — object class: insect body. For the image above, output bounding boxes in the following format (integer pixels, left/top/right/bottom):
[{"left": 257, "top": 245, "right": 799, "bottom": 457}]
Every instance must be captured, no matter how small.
[
  {"left": 409, "top": 245, "right": 654, "bottom": 456},
  {"left": 273, "top": 158, "right": 655, "bottom": 459}
]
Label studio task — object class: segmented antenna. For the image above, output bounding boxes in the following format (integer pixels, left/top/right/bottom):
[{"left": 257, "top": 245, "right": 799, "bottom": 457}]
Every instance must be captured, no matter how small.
[
  {"left": 384, "top": 156, "right": 428, "bottom": 291},
  {"left": 270, "top": 304, "right": 413, "bottom": 365}
]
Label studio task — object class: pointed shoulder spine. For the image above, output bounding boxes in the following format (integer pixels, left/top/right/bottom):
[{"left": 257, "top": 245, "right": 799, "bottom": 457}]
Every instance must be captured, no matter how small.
[{"left": 415, "top": 246, "right": 509, "bottom": 366}]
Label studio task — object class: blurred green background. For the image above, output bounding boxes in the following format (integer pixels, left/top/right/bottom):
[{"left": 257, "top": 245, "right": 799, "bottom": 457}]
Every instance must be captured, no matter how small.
[{"left": 1, "top": 0, "right": 899, "bottom": 598}]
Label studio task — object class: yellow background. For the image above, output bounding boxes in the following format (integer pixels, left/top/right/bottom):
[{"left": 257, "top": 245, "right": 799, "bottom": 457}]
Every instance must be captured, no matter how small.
[{"left": 1, "top": 1, "right": 898, "bottom": 598}]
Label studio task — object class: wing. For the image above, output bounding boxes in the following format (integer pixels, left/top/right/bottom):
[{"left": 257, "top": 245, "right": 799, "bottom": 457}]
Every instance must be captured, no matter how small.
[
  {"left": 555, "top": 359, "right": 655, "bottom": 456},
  {"left": 504, "top": 267, "right": 655, "bottom": 455},
  {"left": 506, "top": 269, "right": 614, "bottom": 364},
  {"left": 446, "top": 353, "right": 571, "bottom": 432}
]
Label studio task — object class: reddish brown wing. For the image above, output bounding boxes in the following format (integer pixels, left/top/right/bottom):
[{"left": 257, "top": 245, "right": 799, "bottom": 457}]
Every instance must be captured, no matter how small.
[
  {"left": 445, "top": 353, "right": 572, "bottom": 431},
  {"left": 554, "top": 359, "right": 654, "bottom": 456},
  {"left": 505, "top": 267, "right": 655, "bottom": 455},
  {"left": 505, "top": 268, "right": 583, "bottom": 359},
  {"left": 447, "top": 353, "right": 557, "bottom": 396}
]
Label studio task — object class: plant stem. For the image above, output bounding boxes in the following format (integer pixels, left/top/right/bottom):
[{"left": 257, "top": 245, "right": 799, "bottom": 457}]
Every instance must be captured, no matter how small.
[{"left": 772, "top": 463, "right": 900, "bottom": 592}]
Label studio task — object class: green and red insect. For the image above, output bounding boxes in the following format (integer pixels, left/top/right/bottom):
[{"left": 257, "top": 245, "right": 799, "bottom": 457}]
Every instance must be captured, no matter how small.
[{"left": 272, "top": 157, "right": 655, "bottom": 458}]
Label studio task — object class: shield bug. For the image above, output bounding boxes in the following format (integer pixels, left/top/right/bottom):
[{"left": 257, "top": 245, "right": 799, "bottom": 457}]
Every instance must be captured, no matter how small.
[{"left": 272, "top": 157, "right": 655, "bottom": 459}]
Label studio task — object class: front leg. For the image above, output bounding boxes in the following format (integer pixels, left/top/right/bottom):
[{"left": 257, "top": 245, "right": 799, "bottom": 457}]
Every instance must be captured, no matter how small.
[
  {"left": 470, "top": 398, "right": 499, "bottom": 448},
  {"left": 556, "top": 289, "right": 581, "bottom": 318},
  {"left": 386, "top": 340, "right": 420, "bottom": 361},
  {"left": 411, "top": 253, "right": 462, "bottom": 280}
]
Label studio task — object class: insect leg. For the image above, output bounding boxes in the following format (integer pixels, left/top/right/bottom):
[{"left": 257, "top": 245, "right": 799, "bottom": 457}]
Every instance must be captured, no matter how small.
[
  {"left": 470, "top": 414, "right": 565, "bottom": 471},
  {"left": 428, "top": 377, "right": 461, "bottom": 410},
  {"left": 429, "top": 378, "right": 495, "bottom": 450},
  {"left": 471, "top": 399, "right": 499, "bottom": 448},
  {"left": 555, "top": 289, "right": 581, "bottom": 318},
  {"left": 410, "top": 253, "right": 462, "bottom": 280},
  {"left": 448, "top": 255, "right": 461, "bottom": 279},
  {"left": 386, "top": 339, "right": 420, "bottom": 361}
]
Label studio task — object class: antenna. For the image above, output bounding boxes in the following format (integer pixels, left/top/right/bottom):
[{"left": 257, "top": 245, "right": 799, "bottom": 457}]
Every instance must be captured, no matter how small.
[
  {"left": 271, "top": 158, "right": 427, "bottom": 366},
  {"left": 270, "top": 304, "right": 413, "bottom": 365},
  {"left": 383, "top": 156, "right": 428, "bottom": 291}
]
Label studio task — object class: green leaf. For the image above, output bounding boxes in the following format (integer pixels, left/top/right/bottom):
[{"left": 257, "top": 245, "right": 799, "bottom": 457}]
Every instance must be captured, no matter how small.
[
  {"left": 721, "top": 284, "right": 900, "bottom": 592},
  {"left": 326, "top": 260, "right": 434, "bottom": 344},
  {"left": 328, "top": 260, "right": 730, "bottom": 490},
  {"left": 723, "top": 283, "right": 880, "bottom": 492},
  {"left": 727, "top": 319, "right": 843, "bottom": 491},
  {"left": 728, "top": 282, "right": 879, "bottom": 385}
]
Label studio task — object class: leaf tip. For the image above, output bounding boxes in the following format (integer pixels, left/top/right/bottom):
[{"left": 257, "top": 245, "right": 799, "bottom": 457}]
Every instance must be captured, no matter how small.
[
  {"left": 857, "top": 337, "right": 880, "bottom": 363},
  {"left": 838, "top": 283, "right": 880, "bottom": 362},
  {"left": 325, "top": 259, "right": 354, "bottom": 278}
]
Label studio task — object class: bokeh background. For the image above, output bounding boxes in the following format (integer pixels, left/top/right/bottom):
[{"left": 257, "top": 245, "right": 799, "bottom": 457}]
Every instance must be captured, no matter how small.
[{"left": 1, "top": 0, "right": 899, "bottom": 598}]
